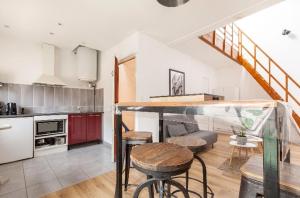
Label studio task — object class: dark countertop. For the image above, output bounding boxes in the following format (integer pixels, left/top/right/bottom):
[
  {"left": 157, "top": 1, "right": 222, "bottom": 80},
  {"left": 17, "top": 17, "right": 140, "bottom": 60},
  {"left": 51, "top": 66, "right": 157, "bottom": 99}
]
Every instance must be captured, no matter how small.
[{"left": 0, "top": 111, "right": 104, "bottom": 118}]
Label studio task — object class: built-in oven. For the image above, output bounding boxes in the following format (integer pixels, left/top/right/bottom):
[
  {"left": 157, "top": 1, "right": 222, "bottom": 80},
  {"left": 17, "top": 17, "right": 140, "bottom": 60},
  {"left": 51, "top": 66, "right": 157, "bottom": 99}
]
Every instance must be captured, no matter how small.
[
  {"left": 35, "top": 119, "right": 65, "bottom": 137},
  {"left": 34, "top": 115, "right": 68, "bottom": 155}
]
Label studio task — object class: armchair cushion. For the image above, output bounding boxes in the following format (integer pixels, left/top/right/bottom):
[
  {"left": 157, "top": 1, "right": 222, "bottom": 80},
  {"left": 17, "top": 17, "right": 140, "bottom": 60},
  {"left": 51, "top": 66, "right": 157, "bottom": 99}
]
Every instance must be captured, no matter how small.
[
  {"left": 167, "top": 124, "right": 188, "bottom": 137},
  {"left": 184, "top": 122, "right": 200, "bottom": 133}
]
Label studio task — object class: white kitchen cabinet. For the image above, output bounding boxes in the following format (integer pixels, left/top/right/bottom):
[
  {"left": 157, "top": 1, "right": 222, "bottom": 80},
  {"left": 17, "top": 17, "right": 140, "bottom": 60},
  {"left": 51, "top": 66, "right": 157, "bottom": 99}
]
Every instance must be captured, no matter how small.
[
  {"left": 76, "top": 46, "right": 98, "bottom": 82},
  {"left": 0, "top": 117, "right": 33, "bottom": 164}
]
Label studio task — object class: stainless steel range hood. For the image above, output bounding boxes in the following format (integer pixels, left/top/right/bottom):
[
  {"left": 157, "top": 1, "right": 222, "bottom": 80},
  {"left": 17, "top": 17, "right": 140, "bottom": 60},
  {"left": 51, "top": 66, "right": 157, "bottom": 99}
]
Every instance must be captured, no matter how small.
[{"left": 33, "top": 44, "right": 66, "bottom": 86}]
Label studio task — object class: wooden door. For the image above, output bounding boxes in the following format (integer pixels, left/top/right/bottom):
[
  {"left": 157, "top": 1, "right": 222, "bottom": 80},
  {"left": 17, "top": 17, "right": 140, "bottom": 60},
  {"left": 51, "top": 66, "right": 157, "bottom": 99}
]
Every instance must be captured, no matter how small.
[{"left": 114, "top": 57, "right": 119, "bottom": 160}]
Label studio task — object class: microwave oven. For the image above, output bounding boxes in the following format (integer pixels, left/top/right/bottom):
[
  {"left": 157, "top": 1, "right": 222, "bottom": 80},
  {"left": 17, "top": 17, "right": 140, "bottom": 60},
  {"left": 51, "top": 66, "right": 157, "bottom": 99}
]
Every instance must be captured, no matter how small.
[{"left": 35, "top": 119, "right": 65, "bottom": 137}]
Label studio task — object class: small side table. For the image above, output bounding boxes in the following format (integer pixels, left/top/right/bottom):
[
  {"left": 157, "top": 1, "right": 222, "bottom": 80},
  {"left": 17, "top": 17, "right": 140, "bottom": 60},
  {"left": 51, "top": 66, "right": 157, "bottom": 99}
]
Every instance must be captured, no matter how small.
[
  {"left": 229, "top": 141, "right": 257, "bottom": 166},
  {"left": 230, "top": 135, "right": 263, "bottom": 153}
]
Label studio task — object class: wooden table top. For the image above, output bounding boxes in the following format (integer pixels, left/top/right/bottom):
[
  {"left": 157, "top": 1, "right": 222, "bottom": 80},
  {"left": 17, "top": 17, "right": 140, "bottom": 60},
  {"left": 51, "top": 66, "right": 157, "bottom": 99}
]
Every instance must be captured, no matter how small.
[
  {"left": 240, "top": 155, "right": 300, "bottom": 194},
  {"left": 166, "top": 136, "right": 207, "bottom": 151},
  {"left": 116, "top": 100, "right": 277, "bottom": 108},
  {"left": 122, "top": 131, "right": 152, "bottom": 141},
  {"left": 130, "top": 143, "right": 193, "bottom": 172}
]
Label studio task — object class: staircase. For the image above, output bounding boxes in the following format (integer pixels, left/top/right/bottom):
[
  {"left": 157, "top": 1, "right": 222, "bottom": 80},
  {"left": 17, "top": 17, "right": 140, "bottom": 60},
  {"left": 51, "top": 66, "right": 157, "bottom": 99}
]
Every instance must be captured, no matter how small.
[{"left": 200, "top": 23, "right": 300, "bottom": 128}]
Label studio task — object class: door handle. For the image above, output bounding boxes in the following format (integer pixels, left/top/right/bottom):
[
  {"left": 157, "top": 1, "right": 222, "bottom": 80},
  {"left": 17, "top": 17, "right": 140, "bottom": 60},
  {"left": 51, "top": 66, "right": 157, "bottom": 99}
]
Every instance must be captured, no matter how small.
[{"left": 0, "top": 124, "right": 12, "bottom": 130}]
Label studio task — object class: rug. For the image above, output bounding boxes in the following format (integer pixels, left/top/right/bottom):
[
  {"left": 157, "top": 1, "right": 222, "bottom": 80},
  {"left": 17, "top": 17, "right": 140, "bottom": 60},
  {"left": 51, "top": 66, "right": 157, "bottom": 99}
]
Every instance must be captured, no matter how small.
[{"left": 218, "top": 157, "right": 249, "bottom": 179}]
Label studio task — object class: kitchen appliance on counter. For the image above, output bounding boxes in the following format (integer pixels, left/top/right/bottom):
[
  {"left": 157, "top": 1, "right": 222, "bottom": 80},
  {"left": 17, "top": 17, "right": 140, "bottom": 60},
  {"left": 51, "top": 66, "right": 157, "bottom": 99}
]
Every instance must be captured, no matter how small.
[
  {"left": 34, "top": 115, "right": 68, "bottom": 156},
  {"left": 0, "top": 102, "right": 5, "bottom": 115},
  {"left": 6, "top": 103, "right": 17, "bottom": 115}
]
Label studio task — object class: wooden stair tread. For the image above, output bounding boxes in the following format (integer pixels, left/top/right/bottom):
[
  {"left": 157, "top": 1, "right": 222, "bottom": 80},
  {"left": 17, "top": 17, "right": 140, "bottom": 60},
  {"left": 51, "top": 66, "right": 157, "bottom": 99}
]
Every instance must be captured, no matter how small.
[{"left": 130, "top": 143, "right": 193, "bottom": 172}]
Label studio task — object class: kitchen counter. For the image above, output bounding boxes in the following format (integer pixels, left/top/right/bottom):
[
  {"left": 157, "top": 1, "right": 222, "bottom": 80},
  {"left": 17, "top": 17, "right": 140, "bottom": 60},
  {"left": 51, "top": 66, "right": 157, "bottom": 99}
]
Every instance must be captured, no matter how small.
[{"left": 0, "top": 111, "right": 103, "bottom": 118}]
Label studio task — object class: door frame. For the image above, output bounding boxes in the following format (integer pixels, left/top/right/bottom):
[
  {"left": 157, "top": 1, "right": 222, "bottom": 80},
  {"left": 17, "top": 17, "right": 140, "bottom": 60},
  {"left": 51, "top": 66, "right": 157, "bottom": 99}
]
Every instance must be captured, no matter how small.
[{"left": 113, "top": 55, "right": 136, "bottom": 160}]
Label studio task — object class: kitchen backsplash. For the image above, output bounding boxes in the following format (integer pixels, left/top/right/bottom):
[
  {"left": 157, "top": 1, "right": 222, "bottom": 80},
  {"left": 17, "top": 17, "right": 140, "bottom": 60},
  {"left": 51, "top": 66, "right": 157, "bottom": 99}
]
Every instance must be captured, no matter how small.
[{"left": 0, "top": 83, "right": 103, "bottom": 114}]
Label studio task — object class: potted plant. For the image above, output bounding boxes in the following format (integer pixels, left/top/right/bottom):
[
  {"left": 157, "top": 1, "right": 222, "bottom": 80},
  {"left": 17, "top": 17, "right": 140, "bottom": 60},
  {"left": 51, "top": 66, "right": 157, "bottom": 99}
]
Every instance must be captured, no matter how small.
[
  {"left": 233, "top": 107, "right": 262, "bottom": 145},
  {"left": 236, "top": 128, "right": 247, "bottom": 145}
]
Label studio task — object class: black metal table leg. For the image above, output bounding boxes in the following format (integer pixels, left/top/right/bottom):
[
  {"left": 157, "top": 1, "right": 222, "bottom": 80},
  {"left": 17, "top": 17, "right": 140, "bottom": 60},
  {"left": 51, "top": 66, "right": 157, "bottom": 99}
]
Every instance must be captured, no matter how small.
[
  {"left": 159, "top": 112, "right": 164, "bottom": 142},
  {"left": 263, "top": 109, "right": 279, "bottom": 198},
  {"left": 194, "top": 154, "right": 208, "bottom": 198},
  {"left": 115, "top": 114, "right": 123, "bottom": 198},
  {"left": 124, "top": 144, "right": 131, "bottom": 191}
]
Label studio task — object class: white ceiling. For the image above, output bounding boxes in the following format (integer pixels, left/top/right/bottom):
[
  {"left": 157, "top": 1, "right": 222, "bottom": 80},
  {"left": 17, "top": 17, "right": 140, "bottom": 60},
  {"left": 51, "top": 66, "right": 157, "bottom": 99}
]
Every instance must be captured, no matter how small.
[{"left": 0, "top": 0, "right": 282, "bottom": 51}]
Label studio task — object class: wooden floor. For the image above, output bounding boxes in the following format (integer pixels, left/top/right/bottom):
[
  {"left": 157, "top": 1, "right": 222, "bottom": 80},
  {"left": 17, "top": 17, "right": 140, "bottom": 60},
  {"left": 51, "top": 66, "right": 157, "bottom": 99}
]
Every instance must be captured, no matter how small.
[{"left": 44, "top": 134, "right": 300, "bottom": 198}]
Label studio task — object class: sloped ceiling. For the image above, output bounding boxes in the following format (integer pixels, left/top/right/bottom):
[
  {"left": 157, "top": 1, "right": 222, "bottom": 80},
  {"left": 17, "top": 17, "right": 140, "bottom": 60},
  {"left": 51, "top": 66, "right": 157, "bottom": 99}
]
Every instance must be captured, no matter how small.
[{"left": 0, "top": 0, "right": 282, "bottom": 50}]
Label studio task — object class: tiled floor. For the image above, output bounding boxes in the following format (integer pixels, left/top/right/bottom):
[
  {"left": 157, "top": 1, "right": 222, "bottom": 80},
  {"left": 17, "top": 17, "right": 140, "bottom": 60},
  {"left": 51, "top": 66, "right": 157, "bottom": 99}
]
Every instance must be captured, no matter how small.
[{"left": 0, "top": 144, "right": 114, "bottom": 198}]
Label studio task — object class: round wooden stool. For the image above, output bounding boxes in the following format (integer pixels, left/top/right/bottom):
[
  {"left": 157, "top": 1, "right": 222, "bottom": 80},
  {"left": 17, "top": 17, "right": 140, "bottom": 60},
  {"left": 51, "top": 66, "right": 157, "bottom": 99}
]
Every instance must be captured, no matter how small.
[
  {"left": 167, "top": 136, "right": 214, "bottom": 198},
  {"left": 131, "top": 143, "right": 194, "bottom": 198},
  {"left": 122, "top": 131, "right": 152, "bottom": 191}
]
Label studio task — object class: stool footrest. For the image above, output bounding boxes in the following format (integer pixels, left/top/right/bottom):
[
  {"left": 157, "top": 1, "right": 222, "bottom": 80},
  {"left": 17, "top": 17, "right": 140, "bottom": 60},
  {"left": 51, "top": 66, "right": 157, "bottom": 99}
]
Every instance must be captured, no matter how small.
[{"left": 171, "top": 176, "right": 214, "bottom": 197}]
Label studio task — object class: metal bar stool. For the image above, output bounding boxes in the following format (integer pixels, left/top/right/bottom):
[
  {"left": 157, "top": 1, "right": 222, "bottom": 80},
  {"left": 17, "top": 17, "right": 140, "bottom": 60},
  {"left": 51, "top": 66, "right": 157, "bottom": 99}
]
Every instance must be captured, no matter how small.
[
  {"left": 122, "top": 122, "right": 153, "bottom": 191},
  {"left": 131, "top": 143, "right": 194, "bottom": 198},
  {"left": 167, "top": 136, "right": 215, "bottom": 198}
]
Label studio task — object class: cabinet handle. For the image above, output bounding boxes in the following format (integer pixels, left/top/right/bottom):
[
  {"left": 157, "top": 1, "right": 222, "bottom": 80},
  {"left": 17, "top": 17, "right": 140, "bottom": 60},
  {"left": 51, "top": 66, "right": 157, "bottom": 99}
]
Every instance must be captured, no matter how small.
[
  {"left": 0, "top": 124, "right": 12, "bottom": 130},
  {"left": 70, "top": 115, "right": 82, "bottom": 118}
]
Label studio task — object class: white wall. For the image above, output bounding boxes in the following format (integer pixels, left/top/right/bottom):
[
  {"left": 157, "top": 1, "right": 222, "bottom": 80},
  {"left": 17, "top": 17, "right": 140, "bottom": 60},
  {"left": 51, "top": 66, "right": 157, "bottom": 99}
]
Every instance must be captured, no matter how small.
[
  {"left": 0, "top": 35, "right": 42, "bottom": 84},
  {"left": 136, "top": 34, "right": 216, "bottom": 100},
  {"left": 175, "top": 36, "right": 272, "bottom": 101},
  {"left": 97, "top": 33, "right": 139, "bottom": 144},
  {"left": 236, "top": 0, "right": 300, "bottom": 114},
  {"left": 0, "top": 34, "right": 91, "bottom": 88},
  {"left": 98, "top": 32, "right": 218, "bottom": 143},
  {"left": 135, "top": 34, "right": 218, "bottom": 141},
  {"left": 236, "top": 0, "right": 300, "bottom": 81},
  {"left": 214, "top": 64, "right": 271, "bottom": 100}
]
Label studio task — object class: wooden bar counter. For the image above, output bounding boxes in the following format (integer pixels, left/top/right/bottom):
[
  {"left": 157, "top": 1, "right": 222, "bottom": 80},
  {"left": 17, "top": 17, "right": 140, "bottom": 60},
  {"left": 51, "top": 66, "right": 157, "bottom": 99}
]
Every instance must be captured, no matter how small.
[{"left": 114, "top": 100, "right": 280, "bottom": 198}]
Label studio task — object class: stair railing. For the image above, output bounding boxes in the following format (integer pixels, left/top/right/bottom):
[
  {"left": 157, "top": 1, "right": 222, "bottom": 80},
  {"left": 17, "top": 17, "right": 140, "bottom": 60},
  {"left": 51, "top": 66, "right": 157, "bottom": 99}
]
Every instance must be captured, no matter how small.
[{"left": 200, "top": 23, "right": 300, "bottom": 111}]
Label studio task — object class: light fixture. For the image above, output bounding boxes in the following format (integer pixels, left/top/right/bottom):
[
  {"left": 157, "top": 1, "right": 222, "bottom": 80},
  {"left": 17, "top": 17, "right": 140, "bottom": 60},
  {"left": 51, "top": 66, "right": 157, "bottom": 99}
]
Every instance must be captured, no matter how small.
[
  {"left": 49, "top": 32, "right": 55, "bottom": 35},
  {"left": 282, "top": 29, "right": 291, "bottom": 36},
  {"left": 157, "top": 0, "right": 190, "bottom": 7}
]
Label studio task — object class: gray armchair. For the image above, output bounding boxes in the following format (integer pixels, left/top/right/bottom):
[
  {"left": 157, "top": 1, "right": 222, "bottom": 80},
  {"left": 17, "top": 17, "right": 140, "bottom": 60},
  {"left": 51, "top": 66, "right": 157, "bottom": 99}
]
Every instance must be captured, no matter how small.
[{"left": 163, "top": 114, "right": 218, "bottom": 150}]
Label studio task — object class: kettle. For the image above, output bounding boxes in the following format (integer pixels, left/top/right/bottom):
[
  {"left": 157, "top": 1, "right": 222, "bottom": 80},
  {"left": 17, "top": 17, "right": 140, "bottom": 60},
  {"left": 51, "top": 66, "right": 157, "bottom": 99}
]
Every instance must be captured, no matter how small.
[
  {"left": 6, "top": 103, "right": 17, "bottom": 115},
  {"left": 0, "top": 102, "right": 5, "bottom": 115}
]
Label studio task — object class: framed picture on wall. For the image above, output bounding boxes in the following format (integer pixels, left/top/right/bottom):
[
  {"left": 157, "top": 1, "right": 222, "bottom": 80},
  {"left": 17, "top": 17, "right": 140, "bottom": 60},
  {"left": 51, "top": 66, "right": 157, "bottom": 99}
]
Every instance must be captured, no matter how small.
[{"left": 169, "top": 69, "right": 185, "bottom": 96}]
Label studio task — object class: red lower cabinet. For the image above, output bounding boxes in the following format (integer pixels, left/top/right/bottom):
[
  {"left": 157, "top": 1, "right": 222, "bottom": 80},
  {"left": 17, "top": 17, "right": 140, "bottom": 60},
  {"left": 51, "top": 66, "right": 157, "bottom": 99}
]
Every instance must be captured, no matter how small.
[
  {"left": 87, "top": 114, "right": 102, "bottom": 142},
  {"left": 68, "top": 113, "right": 102, "bottom": 146}
]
